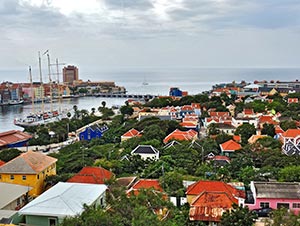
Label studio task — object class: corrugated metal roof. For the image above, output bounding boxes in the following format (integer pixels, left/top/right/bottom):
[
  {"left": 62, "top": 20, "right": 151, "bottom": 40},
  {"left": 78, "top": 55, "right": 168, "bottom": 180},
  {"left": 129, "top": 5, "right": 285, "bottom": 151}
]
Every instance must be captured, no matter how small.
[
  {"left": 0, "top": 182, "right": 32, "bottom": 209},
  {"left": 255, "top": 182, "right": 300, "bottom": 199},
  {"left": 19, "top": 182, "right": 107, "bottom": 217}
]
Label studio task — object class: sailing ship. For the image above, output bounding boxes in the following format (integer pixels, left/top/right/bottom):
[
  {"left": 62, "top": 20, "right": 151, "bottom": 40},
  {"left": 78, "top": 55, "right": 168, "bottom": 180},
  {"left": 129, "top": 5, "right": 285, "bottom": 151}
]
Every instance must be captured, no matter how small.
[{"left": 14, "top": 51, "right": 65, "bottom": 128}]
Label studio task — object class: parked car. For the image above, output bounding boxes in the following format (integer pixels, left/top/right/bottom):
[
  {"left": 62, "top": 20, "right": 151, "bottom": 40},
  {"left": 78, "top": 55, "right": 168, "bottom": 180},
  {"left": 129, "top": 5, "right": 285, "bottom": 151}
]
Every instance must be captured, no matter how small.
[{"left": 252, "top": 208, "right": 273, "bottom": 217}]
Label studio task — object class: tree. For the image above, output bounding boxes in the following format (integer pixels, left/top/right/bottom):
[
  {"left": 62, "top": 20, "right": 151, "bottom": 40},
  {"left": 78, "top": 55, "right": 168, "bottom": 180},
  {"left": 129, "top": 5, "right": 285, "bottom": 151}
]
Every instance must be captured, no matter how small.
[
  {"left": 142, "top": 125, "right": 165, "bottom": 142},
  {"left": 159, "top": 171, "right": 185, "bottom": 196},
  {"left": 278, "top": 165, "right": 300, "bottom": 182},
  {"left": 0, "top": 149, "right": 22, "bottom": 162},
  {"left": 101, "top": 101, "right": 106, "bottom": 108},
  {"left": 261, "top": 123, "right": 275, "bottom": 137},
  {"left": 280, "top": 120, "right": 297, "bottom": 131},
  {"left": 220, "top": 204, "right": 257, "bottom": 226},
  {"left": 120, "top": 105, "right": 134, "bottom": 116},
  {"left": 235, "top": 123, "right": 256, "bottom": 145},
  {"left": 265, "top": 207, "right": 300, "bottom": 226}
]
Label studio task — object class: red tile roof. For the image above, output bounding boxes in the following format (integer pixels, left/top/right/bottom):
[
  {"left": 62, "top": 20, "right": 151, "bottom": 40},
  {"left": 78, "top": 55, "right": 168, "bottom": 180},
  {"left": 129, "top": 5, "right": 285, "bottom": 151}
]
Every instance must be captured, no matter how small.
[
  {"left": 213, "top": 155, "right": 231, "bottom": 162},
  {"left": 67, "top": 166, "right": 113, "bottom": 184},
  {"left": 209, "top": 112, "right": 230, "bottom": 117},
  {"left": 127, "top": 179, "right": 164, "bottom": 196},
  {"left": 243, "top": 108, "right": 254, "bottom": 115},
  {"left": 282, "top": 129, "right": 300, "bottom": 138},
  {"left": 0, "top": 130, "right": 32, "bottom": 147},
  {"left": 186, "top": 180, "right": 245, "bottom": 199},
  {"left": 189, "top": 192, "right": 238, "bottom": 222},
  {"left": 163, "top": 129, "right": 198, "bottom": 144},
  {"left": 0, "top": 160, "right": 5, "bottom": 166},
  {"left": 233, "top": 135, "right": 241, "bottom": 142},
  {"left": 288, "top": 98, "right": 299, "bottom": 104},
  {"left": 121, "top": 128, "right": 142, "bottom": 139},
  {"left": 275, "top": 125, "right": 284, "bottom": 134},
  {"left": 259, "top": 115, "right": 277, "bottom": 125},
  {"left": 220, "top": 140, "right": 241, "bottom": 152}
]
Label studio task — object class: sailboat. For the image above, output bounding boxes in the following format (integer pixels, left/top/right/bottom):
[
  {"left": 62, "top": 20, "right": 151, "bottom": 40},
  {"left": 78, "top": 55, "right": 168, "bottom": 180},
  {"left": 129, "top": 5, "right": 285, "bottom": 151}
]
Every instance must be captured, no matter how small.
[
  {"left": 142, "top": 76, "right": 149, "bottom": 85},
  {"left": 14, "top": 51, "right": 65, "bottom": 128}
]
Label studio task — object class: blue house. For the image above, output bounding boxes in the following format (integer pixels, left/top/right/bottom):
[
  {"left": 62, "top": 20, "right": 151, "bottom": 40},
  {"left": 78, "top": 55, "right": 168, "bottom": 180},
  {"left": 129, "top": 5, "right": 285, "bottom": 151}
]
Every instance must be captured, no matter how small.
[
  {"left": 0, "top": 130, "right": 32, "bottom": 150},
  {"left": 169, "top": 87, "right": 182, "bottom": 97},
  {"left": 78, "top": 124, "right": 108, "bottom": 141}
]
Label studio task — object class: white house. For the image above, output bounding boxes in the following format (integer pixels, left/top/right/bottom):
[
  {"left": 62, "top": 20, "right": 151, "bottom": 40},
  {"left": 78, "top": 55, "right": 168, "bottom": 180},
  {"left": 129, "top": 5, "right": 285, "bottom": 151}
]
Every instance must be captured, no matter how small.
[
  {"left": 131, "top": 145, "right": 160, "bottom": 160},
  {"left": 16, "top": 182, "right": 107, "bottom": 226}
]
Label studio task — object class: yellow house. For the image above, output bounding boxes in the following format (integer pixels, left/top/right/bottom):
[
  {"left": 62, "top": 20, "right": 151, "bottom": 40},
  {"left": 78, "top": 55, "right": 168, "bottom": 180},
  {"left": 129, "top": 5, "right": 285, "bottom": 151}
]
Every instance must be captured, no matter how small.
[{"left": 0, "top": 151, "right": 57, "bottom": 197}]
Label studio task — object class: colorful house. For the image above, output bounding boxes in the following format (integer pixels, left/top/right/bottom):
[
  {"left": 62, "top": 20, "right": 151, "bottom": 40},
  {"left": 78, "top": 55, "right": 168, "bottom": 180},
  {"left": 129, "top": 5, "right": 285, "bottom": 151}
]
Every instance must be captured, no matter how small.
[
  {"left": 0, "top": 151, "right": 57, "bottom": 197},
  {"left": 280, "top": 129, "right": 300, "bottom": 155},
  {"left": 186, "top": 180, "right": 245, "bottom": 224},
  {"left": 121, "top": 128, "right": 142, "bottom": 142},
  {"left": 78, "top": 124, "right": 108, "bottom": 141},
  {"left": 67, "top": 166, "right": 113, "bottom": 184},
  {"left": 163, "top": 129, "right": 198, "bottom": 144},
  {"left": 0, "top": 130, "right": 32, "bottom": 150},
  {"left": 247, "top": 181, "right": 300, "bottom": 215},
  {"left": 220, "top": 140, "right": 241, "bottom": 156},
  {"left": 127, "top": 179, "right": 164, "bottom": 196}
]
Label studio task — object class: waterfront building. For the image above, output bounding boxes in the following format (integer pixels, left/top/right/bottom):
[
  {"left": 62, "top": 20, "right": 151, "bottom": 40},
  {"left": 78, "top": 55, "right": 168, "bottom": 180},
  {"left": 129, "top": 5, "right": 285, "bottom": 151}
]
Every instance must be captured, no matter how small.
[
  {"left": 0, "top": 130, "right": 32, "bottom": 149},
  {"left": 63, "top": 65, "right": 79, "bottom": 85}
]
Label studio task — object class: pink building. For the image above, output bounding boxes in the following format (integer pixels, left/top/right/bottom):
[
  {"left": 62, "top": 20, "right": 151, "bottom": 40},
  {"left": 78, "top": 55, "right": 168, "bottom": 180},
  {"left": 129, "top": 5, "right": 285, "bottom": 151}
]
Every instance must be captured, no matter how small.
[{"left": 247, "top": 181, "right": 300, "bottom": 215}]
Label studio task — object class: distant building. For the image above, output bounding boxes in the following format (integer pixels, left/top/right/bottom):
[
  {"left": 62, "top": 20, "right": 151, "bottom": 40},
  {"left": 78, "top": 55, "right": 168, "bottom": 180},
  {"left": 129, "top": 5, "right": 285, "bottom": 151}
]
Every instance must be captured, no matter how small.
[{"left": 63, "top": 65, "right": 79, "bottom": 85}]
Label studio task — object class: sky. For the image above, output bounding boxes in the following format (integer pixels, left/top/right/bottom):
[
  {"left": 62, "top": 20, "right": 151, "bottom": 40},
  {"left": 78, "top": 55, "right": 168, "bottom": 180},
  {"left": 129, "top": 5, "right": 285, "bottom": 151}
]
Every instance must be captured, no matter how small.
[{"left": 1, "top": 0, "right": 300, "bottom": 76}]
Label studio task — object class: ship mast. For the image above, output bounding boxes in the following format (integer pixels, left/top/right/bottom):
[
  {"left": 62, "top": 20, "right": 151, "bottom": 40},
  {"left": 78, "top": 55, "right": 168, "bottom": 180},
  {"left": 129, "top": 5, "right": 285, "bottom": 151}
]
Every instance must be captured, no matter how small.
[
  {"left": 38, "top": 51, "right": 44, "bottom": 113},
  {"left": 56, "top": 58, "right": 61, "bottom": 112},
  {"left": 46, "top": 51, "right": 53, "bottom": 112},
  {"left": 29, "top": 66, "right": 34, "bottom": 113}
]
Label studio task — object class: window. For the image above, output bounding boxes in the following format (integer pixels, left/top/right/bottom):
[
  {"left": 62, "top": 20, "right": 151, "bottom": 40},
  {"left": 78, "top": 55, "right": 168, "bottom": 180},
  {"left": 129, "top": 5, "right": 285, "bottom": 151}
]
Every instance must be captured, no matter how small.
[
  {"left": 0, "top": 175, "right": 1, "bottom": 180},
  {"left": 37, "top": 174, "right": 39, "bottom": 179},
  {"left": 22, "top": 175, "right": 26, "bottom": 180},
  {"left": 48, "top": 218, "right": 57, "bottom": 226},
  {"left": 293, "top": 203, "right": 300, "bottom": 209},
  {"left": 277, "top": 203, "right": 289, "bottom": 209},
  {"left": 10, "top": 175, "right": 14, "bottom": 180},
  {"left": 260, "top": 202, "right": 269, "bottom": 208}
]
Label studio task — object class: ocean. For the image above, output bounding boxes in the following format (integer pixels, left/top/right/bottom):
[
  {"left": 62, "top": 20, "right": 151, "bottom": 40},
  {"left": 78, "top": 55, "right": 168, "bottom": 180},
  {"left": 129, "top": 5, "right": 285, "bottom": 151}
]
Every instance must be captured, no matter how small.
[{"left": 0, "top": 67, "right": 300, "bottom": 132}]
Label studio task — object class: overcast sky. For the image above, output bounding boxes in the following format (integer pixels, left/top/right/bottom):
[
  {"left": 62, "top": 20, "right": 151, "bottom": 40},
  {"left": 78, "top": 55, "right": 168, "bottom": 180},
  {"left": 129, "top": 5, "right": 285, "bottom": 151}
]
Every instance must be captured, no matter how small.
[{"left": 1, "top": 0, "right": 300, "bottom": 73}]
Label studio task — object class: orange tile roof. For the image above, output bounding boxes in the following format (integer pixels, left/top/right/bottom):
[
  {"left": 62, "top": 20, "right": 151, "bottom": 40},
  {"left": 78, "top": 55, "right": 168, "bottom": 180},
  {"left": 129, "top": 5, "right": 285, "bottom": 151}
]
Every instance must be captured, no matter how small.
[
  {"left": 163, "top": 129, "right": 198, "bottom": 144},
  {"left": 282, "top": 129, "right": 300, "bottom": 138},
  {"left": 220, "top": 140, "right": 241, "bottom": 151},
  {"left": 67, "top": 166, "right": 113, "bottom": 184},
  {"left": 243, "top": 108, "right": 254, "bottom": 115},
  {"left": 0, "top": 130, "right": 32, "bottom": 147},
  {"left": 233, "top": 135, "right": 241, "bottom": 142},
  {"left": 127, "top": 179, "right": 164, "bottom": 196},
  {"left": 121, "top": 128, "right": 142, "bottom": 138},
  {"left": 288, "top": 98, "right": 299, "bottom": 103},
  {"left": 189, "top": 191, "right": 238, "bottom": 222},
  {"left": 209, "top": 112, "right": 230, "bottom": 117},
  {"left": 181, "top": 105, "right": 194, "bottom": 111},
  {"left": 275, "top": 125, "right": 284, "bottom": 134},
  {"left": 0, "top": 150, "right": 57, "bottom": 174},
  {"left": 0, "top": 160, "right": 5, "bottom": 166},
  {"left": 259, "top": 115, "right": 277, "bottom": 125},
  {"left": 186, "top": 180, "right": 244, "bottom": 199}
]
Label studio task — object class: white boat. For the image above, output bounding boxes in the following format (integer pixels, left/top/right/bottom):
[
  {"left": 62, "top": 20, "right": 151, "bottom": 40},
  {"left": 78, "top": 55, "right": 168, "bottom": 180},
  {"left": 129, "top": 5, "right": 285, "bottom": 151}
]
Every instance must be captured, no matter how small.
[
  {"left": 8, "top": 100, "right": 24, "bottom": 105},
  {"left": 14, "top": 110, "right": 62, "bottom": 127},
  {"left": 14, "top": 51, "right": 65, "bottom": 128}
]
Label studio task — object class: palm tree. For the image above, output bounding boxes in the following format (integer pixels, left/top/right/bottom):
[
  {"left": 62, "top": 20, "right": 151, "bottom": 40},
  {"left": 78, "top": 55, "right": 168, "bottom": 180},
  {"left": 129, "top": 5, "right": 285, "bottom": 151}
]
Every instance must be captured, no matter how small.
[{"left": 101, "top": 101, "right": 106, "bottom": 108}]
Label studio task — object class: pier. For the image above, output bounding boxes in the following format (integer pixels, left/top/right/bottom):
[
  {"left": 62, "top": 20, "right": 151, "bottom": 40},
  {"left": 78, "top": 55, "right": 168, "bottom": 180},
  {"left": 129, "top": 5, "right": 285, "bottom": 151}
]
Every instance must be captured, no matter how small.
[{"left": 93, "top": 93, "right": 157, "bottom": 100}]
